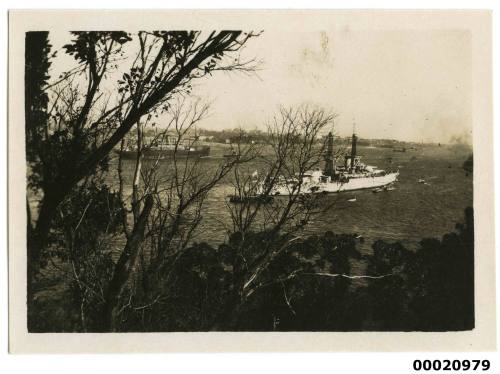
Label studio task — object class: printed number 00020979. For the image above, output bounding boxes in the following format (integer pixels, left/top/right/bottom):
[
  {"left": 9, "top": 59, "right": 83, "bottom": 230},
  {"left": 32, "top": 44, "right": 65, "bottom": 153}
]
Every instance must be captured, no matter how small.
[{"left": 413, "top": 360, "right": 490, "bottom": 371}]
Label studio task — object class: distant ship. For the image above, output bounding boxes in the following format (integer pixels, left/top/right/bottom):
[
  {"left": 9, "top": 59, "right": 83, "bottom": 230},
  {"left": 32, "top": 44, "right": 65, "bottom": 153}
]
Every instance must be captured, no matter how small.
[
  {"left": 116, "top": 136, "right": 210, "bottom": 160},
  {"left": 257, "top": 131, "right": 399, "bottom": 196},
  {"left": 393, "top": 147, "right": 406, "bottom": 152},
  {"left": 223, "top": 145, "right": 240, "bottom": 159}
]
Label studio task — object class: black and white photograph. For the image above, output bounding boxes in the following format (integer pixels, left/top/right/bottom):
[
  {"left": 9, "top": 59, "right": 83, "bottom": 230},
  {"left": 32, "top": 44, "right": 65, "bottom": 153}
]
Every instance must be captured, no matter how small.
[{"left": 7, "top": 9, "right": 495, "bottom": 352}]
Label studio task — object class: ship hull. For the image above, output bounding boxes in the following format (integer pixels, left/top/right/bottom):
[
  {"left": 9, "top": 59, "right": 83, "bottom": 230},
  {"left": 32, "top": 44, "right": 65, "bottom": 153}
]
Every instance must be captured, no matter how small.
[
  {"left": 116, "top": 146, "right": 210, "bottom": 160},
  {"left": 271, "top": 172, "right": 399, "bottom": 196}
]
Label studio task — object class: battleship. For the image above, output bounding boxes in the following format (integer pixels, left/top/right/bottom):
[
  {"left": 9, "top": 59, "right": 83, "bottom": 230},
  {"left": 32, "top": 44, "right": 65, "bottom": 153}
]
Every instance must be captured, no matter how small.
[{"left": 243, "top": 131, "right": 399, "bottom": 199}]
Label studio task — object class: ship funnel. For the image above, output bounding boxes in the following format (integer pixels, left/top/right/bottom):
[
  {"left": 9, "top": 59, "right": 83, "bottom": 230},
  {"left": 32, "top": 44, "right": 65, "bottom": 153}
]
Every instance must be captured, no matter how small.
[
  {"left": 324, "top": 132, "right": 336, "bottom": 177},
  {"left": 350, "top": 131, "right": 357, "bottom": 171}
]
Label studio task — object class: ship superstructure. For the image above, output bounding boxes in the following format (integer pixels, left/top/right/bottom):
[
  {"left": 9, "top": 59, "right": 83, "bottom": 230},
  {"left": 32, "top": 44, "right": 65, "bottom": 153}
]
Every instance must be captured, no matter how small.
[{"left": 266, "top": 130, "right": 399, "bottom": 196}]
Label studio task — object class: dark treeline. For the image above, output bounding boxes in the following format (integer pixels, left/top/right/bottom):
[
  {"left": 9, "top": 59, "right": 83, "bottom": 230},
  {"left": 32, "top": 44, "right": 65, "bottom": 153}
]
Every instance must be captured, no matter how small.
[
  {"left": 195, "top": 128, "right": 423, "bottom": 148},
  {"left": 30, "top": 206, "right": 474, "bottom": 332}
]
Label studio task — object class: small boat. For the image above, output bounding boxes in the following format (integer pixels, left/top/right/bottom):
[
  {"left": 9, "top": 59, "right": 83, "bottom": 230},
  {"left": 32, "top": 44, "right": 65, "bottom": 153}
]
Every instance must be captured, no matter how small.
[
  {"left": 223, "top": 152, "right": 240, "bottom": 159},
  {"left": 372, "top": 188, "right": 383, "bottom": 193},
  {"left": 355, "top": 234, "right": 365, "bottom": 243},
  {"left": 228, "top": 195, "right": 273, "bottom": 204},
  {"left": 418, "top": 178, "right": 426, "bottom": 184},
  {"left": 384, "top": 186, "right": 395, "bottom": 191},
  {"left": 347, "top": 197, "right": 357, "bottom": 202},
  {"left": 223, "top": 144, "right": 240, "bottom": 159}
]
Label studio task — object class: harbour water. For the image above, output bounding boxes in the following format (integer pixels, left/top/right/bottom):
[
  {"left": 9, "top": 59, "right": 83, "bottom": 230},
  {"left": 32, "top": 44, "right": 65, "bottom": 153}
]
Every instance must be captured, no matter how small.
[{"left": 111, "top": 143, "right": 473, "bottom": 252}]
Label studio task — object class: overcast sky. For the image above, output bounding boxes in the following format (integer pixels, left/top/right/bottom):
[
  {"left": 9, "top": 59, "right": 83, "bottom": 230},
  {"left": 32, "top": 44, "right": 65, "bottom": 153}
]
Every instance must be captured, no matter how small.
[
  {"left": 196, "top": 29, "right": 472, "bottom": 143},
  {"left": 49, "top": 29, "right": 473, "bottom": 143}
]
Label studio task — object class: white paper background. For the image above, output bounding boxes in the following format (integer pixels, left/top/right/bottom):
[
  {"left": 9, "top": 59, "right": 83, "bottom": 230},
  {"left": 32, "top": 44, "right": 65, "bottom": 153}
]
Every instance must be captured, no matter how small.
[{"left": 1, "top": 0, "right": 499, "bottom": 371}]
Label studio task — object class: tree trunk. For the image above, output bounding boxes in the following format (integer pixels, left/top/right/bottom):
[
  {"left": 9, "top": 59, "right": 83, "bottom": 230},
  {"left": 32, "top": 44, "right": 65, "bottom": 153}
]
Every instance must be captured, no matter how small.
[
  {"left": 131, "top": 123, "right": 143, "bottom": 222},
  {"left": 101, "top": 194, "right": 154, "bottom": 332},
  {"left": 27, "top": 190, "right": 65, "bottom": 314}
]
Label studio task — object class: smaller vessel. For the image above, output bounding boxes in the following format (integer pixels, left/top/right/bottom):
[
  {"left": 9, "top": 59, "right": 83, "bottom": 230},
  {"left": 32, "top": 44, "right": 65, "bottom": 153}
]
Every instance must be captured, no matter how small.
[
  {"left": 372, "top": 188, "right": 383, "bottom": 193},
  {"left": 228, "top": 195, "right": 273, "bottom": 204},
  {"left": 393, "top": 147, "right": 406, "bottom": 152},
  {"left": 418, "top": 178, "right": 426, "bottom": 184},
  {"left": 347, "top": 197, "right": 357, "bottom": 202},
  {"left": 117, "top": 135, "right": 210, "bottom": 160},
  {"left": 223, "top": 146, "right": 240, "bottom": 160}
]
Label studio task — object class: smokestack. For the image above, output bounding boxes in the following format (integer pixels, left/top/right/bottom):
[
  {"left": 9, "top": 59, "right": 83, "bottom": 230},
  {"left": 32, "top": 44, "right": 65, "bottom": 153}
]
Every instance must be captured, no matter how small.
[
  {"left": 350, "top": 132, "right": 357, "bottom": 171},
  {"left": 324, "top": 132, "right": 335, "bottom": 177}
]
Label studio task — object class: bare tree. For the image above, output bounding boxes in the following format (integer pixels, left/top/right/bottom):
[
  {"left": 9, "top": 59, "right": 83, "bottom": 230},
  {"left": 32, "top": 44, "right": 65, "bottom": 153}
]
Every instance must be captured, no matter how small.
[
  {"left": 227, "top": 106, "right": 337, "bottom": 235},
  {"left": 104, "top": 99, "right": 256, "bottom": 331},
  {"left": 26, "top": 30, "right": 261, "bottom": 308},
  {"left": 218, "top": 106, "right": 337, "bottom": 328}
]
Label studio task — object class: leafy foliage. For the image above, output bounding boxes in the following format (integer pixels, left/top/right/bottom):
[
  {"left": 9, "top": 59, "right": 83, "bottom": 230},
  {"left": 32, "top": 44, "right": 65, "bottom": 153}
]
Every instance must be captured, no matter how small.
[
  {"left": 25, "top": 32, "right": 52, "bottom": 189},
  {"left": 29, "top": 196, "right": 474, "bottom": 332},
  {"left": 26, "top": 30, "right": 260, "bottom": 330},
  {"left": 63, "top": 31, "right": 132, "bottom": 63},
  {"left": 405, "top": 206, "right": 474, "bottom": 330}
]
